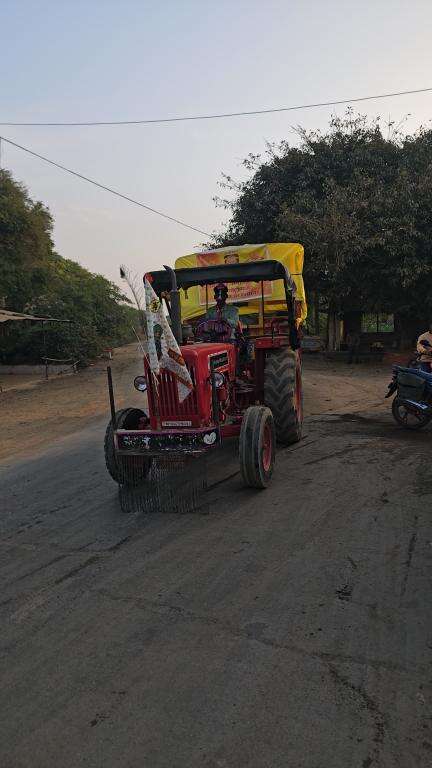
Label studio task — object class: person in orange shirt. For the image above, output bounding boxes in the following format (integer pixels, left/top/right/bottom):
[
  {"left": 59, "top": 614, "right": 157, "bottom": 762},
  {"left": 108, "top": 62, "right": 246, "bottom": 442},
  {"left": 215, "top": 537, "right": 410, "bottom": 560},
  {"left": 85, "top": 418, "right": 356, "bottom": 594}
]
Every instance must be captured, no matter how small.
[{"left": 417, "top": 323, "right": 432, "bottom": 372}]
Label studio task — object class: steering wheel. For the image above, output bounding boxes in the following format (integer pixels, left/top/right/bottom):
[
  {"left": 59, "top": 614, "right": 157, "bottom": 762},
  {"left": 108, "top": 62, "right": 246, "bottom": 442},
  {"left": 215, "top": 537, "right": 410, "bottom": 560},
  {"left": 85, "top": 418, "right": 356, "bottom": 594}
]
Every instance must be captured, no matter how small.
[{"left": 194, "top": 318, "right": 233, "bottom": 342}]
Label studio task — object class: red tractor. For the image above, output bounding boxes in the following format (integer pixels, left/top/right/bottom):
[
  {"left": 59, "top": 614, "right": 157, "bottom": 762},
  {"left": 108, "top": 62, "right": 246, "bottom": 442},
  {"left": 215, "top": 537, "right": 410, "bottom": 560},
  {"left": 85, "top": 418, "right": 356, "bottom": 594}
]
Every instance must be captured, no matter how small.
[{"left": 105, "top": 258, "right": 303, "bottom": 494}]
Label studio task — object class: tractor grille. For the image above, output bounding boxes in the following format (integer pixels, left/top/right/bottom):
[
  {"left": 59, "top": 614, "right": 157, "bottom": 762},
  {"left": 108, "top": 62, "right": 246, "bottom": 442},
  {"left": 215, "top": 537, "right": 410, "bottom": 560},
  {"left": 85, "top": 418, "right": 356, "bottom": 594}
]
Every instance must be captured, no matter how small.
[{"left": 157, "top": 365, "right": 198, "bottom": 419}]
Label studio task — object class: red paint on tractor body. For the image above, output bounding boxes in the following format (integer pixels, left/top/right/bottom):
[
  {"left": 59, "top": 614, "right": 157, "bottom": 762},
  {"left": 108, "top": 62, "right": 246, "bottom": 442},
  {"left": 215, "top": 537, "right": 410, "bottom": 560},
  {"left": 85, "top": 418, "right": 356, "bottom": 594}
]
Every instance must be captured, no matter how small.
[{"left": 146, "top": 342, "right": 236, "bottom": 430}]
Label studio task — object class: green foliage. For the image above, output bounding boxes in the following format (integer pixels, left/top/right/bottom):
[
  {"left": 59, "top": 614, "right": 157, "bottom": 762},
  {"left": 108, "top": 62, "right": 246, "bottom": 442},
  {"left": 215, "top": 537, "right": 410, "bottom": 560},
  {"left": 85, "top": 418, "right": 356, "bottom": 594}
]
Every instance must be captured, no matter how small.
[
  {"left": 0, "top": 170, "right": 54, "bottom": 311},
  {"left": 215, "top": 112, "right": 432, "bottom": 331},
  {"left": 0, "top": 169, "right": 138, "bottom": 364}
]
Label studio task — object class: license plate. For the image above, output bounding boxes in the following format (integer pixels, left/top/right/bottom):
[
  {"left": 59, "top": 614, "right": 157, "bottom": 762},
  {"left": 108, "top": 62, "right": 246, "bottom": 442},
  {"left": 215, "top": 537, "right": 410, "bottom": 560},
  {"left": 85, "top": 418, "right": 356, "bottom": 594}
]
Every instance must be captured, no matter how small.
[{"left": 162, "top": 420, "right": 192, "bottom": 427}]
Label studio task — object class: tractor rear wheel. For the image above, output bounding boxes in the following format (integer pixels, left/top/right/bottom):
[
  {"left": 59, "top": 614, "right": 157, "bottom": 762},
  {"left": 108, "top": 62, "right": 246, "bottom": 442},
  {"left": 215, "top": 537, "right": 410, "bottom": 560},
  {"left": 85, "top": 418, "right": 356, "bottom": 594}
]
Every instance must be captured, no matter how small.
[
  {"left": 264, "top": 349, "right": 303, "bottom": 445},
  {"left": 104, "top": 408, "right": 151, "bottom": 485},
  {"left": 239, "top": 406, "right": 275, "bottom": 489}
]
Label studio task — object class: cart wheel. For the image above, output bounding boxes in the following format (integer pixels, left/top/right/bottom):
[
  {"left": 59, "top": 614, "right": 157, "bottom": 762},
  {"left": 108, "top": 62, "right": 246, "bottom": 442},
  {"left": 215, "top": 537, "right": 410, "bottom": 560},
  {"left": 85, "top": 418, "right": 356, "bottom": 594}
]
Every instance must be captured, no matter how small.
[
  {"left": 104, "top": 408, "right": 151, "bottom": 484},
  {"left": 239, "top": 406, "right": 275, "bottom": 489},
  {"left": 391, "top": 397, "right": 432, "bottom": 430}
]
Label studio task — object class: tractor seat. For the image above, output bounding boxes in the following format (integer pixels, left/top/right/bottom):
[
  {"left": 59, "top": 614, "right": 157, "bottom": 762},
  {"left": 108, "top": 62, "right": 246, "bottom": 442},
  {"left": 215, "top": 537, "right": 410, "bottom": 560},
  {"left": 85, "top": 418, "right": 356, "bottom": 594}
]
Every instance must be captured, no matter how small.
[
  {"left": 394, "top": 366, "right": 432, "bottom": 385},
  {"left": 235, "top": 378, "right": 254, "bottom": 393}
]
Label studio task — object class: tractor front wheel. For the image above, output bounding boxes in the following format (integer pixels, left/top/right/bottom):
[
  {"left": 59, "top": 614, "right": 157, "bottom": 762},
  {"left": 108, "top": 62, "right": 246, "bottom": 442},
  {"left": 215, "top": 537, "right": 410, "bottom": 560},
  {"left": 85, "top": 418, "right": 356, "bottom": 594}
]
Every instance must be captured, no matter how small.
[
  {"left": 239, "top": 406, "right": 275, "bottom": 489},
  {"left": 104, "top": 408, "right": 151, "bottom": 485},
  {"left": 264, "top": 349, "right": 303, "bottom": 445}
]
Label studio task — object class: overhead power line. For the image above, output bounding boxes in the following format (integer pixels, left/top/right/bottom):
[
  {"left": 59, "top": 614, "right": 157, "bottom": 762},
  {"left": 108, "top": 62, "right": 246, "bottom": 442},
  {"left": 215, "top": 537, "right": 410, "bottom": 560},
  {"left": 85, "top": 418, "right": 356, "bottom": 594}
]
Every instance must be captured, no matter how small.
[
  {"left": 0, "top": 135, "right": 211, "bottom": 237},
  {"left": 0, "top": 87, "right": 431, "bottom": 127}
]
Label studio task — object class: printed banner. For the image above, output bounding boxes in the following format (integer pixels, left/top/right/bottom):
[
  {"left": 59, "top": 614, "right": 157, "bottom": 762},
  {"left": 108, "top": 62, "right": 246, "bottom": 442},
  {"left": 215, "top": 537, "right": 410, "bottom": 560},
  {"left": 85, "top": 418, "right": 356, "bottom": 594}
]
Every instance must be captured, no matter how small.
[
  {"left": 175, "top": 243, "right": 308, "bottom": 325},
  {"left": 144, "top": 279, "right": 193, "bottom": 403},
  {"left": 196, "top": 246, "right": 272, "bottom": 306}
]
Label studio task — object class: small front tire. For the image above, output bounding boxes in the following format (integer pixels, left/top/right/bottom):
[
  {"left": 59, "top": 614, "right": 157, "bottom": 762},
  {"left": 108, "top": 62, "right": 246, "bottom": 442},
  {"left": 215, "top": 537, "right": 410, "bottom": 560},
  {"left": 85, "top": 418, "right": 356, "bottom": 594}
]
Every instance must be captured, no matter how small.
[
  {"left": 104, "top": 408, "right": 151, "bottom": 484},
  {"left": 239, "top": 406, "right": 275, "bottom": 489}
]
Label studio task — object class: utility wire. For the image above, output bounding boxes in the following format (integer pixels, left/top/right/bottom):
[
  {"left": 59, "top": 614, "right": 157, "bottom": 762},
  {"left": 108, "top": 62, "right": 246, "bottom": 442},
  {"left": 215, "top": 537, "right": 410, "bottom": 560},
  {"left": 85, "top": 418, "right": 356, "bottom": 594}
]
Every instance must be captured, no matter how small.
[
  {"left": 1, "top": 87, "right": 431, "bottom": 127},
  {"left": 0, "top": 135, "right": 211, "bottom": 237}
]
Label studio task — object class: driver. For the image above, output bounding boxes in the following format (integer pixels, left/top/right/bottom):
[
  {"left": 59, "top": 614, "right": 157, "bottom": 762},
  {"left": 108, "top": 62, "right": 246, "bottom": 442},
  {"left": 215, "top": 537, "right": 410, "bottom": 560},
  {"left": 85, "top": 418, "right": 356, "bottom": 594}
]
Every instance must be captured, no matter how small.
[{"left": 205, "top": 283, "right": 241, "bottom": 340}]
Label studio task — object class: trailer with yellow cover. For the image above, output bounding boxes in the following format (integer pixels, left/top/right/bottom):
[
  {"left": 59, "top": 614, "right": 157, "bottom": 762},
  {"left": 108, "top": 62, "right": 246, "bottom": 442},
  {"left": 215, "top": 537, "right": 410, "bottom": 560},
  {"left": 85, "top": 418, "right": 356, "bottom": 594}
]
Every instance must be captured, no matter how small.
[{"left": 175, "top": 242, "right": 307, "bottom": 332}]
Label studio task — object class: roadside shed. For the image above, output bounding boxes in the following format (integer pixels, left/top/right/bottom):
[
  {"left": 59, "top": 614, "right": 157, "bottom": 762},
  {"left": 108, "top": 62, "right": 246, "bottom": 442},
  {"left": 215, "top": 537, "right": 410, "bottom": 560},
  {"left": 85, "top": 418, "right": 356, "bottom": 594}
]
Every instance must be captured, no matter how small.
[{"left": 0, "top": 310, "right": 74, "bottom": 378}]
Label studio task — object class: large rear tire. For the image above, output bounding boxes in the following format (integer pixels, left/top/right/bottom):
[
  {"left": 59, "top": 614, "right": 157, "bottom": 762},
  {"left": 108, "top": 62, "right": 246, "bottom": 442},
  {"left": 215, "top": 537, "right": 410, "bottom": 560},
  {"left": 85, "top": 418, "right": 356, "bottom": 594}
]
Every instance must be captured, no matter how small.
[
  {"left": 264, "top": 349, "right": 303, "bottom": 445},
  {"left": 104, "top": 408, "right": 151, "bottom": 485},
  {"left": 239, "top": 406, "right": 275, "bottom": 489},
  {"left": 391, "top": 397, "right": 432, "bottom": 430}
]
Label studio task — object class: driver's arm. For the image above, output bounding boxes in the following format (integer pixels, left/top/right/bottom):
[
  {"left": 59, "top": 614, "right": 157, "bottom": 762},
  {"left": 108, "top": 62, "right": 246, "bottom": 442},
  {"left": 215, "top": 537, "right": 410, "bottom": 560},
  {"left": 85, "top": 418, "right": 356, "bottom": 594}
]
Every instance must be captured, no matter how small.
[
  {"left": 227, "top": 305, "right": 241, "bottom": 331},
  {"left": 205, "top": 305, "right": 217, "bottom": 321}
]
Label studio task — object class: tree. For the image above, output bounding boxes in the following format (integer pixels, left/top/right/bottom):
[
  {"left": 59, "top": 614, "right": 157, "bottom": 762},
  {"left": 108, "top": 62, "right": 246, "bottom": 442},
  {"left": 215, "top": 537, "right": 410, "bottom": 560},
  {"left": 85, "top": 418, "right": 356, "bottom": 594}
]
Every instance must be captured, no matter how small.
[
  {"left": 215, "top": 112, "right": 432, "bottom": 346},
  {"left": 0, "top": 169, "right": 53, "bottom": 310},
  {"left": 0, "top": 170, "right": 137, "bottom": 363}
]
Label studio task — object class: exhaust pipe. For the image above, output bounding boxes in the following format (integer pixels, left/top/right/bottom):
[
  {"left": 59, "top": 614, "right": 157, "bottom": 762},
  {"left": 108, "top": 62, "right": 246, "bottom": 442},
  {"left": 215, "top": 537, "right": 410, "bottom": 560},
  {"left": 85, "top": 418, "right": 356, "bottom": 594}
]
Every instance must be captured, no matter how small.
[{"left": 163, "top": 264, "right": 182, "bottom": 346}]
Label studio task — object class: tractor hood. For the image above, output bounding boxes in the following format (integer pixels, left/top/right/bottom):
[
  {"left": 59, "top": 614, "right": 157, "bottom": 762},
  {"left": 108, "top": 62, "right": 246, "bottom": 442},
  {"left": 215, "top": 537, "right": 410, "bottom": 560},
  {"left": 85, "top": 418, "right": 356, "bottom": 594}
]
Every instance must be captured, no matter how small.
[{"left": 180, "top": 342, "right": 235, "bottom": 380}]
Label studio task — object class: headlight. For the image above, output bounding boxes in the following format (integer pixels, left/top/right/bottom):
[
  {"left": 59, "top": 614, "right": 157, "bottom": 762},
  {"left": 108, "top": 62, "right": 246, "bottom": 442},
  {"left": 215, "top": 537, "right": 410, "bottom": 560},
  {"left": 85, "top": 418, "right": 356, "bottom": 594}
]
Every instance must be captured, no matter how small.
[
  {"left": 134, "top": 375, "right": 147, "bottom": 392},
  {"left": 213, "top": 371, "right": 225, "bottom": 388}
]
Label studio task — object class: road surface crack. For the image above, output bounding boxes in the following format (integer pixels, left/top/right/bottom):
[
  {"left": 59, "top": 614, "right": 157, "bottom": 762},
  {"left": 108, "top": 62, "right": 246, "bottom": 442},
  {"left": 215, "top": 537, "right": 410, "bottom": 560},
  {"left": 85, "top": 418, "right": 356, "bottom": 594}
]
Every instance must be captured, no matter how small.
[
  {"left": 400, "top": 516, "right": 418, "bottom": 598},
  {"left": 54, "top": 555, "right": 101, "bottom": 585},
  {"left": 14, "top": 553, "right": 70, "bottom": 583},
  {"left": 304, "top": 443, "right": 371, "bottom": 466},
  {"left": 96, "top": 588, "right": 421, "bottom": 676},
  {"left": 327, "top": 663, "right": 388, "bottom": 765}
]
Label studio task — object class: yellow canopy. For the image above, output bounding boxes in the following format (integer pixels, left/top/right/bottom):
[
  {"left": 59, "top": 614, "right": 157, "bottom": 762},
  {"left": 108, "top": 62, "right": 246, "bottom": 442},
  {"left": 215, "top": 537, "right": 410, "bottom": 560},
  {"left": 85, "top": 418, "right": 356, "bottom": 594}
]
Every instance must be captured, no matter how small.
[{"left": 175, "top": 243, "right": 307, "bottom": 325}]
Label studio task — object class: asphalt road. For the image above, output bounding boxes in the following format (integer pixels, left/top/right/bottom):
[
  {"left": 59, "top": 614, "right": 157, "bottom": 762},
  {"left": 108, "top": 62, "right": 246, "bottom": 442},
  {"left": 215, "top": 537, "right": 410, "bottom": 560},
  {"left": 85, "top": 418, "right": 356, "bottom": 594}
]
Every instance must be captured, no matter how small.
[{"left": 1, "top": 386, "right": 431, "bottom": 767}]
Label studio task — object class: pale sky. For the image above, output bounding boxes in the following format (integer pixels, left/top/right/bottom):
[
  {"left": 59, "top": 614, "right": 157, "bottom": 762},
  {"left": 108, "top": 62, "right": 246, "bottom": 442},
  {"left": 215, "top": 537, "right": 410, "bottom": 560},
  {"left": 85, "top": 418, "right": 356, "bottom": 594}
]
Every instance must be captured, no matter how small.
[{"left": 2, "top": 0, "right": 432, "bottom": 291}]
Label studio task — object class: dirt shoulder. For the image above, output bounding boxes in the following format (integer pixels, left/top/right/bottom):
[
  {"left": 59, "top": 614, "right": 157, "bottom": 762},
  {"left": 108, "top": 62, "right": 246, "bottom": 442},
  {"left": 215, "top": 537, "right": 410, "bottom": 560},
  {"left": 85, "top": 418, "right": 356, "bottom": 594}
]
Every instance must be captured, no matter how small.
[
  {"left": 303, "top": 355, "right": 389, "bottom": 416},
  {"left": 0, "top": 344, "right": 145, "bottom": 462},
  {"left": 0, "top": 347, "right": 391, "bottom": 463}
]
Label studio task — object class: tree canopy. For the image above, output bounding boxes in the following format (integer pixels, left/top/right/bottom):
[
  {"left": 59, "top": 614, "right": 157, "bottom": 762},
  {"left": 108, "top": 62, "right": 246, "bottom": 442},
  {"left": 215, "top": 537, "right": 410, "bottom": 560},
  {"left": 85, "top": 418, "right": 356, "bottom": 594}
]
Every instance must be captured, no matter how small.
[
  {"left": 0, "top": 170, "right": 137, "bottom": 364},
  {"left": 215, "top": 112, "right": 432, "bottom": 341}
]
